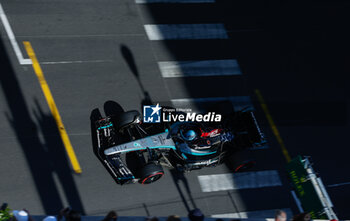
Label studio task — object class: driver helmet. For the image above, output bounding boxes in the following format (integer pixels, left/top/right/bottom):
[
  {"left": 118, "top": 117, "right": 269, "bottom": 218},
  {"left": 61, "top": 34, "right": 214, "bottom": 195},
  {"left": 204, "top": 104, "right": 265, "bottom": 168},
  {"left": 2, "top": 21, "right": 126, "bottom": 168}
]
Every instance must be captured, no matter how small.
[{"left": 180, "top": 129, "right": 197, "bottom": 141}]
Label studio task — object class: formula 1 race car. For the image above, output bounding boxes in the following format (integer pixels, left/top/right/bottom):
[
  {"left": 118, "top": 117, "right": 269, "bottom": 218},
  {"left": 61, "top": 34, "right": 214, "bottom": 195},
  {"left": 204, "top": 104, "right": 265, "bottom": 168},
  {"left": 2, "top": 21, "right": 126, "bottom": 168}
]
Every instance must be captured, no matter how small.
[{"left": 92, "top": 107, "right": 266, "bottom": 185}]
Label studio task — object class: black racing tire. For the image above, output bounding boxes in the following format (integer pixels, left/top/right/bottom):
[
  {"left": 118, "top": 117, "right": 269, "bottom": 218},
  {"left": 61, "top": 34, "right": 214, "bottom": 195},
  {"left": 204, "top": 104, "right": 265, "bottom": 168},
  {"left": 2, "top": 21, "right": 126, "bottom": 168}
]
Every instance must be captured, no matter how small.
[
  {"left": 234, "top": 159, "right": 256, "bottom": 172},
  {"left": 139, "top": 162, "right": 164, "bottom": 184},
  {"left": 115, "top": 110, "right": 141, "bottom": 131}
]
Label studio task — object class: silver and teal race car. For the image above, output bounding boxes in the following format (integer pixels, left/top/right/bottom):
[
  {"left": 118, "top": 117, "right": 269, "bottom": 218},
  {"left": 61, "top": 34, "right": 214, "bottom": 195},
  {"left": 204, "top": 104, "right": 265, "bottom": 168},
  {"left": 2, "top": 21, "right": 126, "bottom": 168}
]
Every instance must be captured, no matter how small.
[{"left": 91, "top": 108, "right": 266, "bottom": 185}]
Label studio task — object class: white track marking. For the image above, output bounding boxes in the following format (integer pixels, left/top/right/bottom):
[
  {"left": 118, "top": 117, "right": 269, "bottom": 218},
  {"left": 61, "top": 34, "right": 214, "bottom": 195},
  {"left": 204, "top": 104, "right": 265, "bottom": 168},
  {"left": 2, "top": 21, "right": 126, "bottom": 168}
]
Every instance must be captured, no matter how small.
[
  {"left": 211, "top": 208, "right": 293, "bottom": 219},
  {"left": 144, "top": 24, "right": 228, "bottom": 40},
  {"left": 291, "top": 190, "right": 304, "bottom": 213},
  {"left": 198, "top": 170, "right": 282, "bottom": 192},
  {"left": 52, "top": 172, "right": 69, "bottom": 208},
  {"left": 40, "top": 60, "right": 113, "bottom": 65},
  {"left": 0, "top": 3, "right": 31, "bottom": 65},
  {"left": 327, "top": 181, "right": 350, "bottom": 188},
  {"left": 171, "top": 96, "right": 252, "bottom": 111},
  {"left": 159, "top": 59, "right": 241, "bottom": 78},
  {"left": 136, "top": 0, "right": 214, "bottom": 3},
  {"left": 16, "top": 33, "right": 145, "bottom": 38}
]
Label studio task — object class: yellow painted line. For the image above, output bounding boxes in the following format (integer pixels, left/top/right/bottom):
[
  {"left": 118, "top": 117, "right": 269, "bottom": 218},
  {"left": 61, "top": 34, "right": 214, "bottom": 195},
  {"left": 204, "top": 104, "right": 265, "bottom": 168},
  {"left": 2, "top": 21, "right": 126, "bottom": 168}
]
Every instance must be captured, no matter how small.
[
  {"left": 255, "top": 89, "right": 291, "bottom": 162},
  {"left": 23, "top": 41, "right": 82, "bottom": 173}
]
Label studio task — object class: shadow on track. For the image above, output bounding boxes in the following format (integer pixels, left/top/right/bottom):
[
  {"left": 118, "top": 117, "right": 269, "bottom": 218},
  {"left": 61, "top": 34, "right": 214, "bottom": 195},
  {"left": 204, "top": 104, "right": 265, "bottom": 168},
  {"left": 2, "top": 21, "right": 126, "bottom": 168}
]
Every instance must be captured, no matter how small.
[
  {"left": 169, "top": 169, "right": 197, "bottom": 212},
  {"left": 0, "top": 38, "right": 84, "bottom": 214},
  {"left": 120, "top": 44, "right": 199, "bottom": 210},
  {"left": 120, "top": 44, "right": 152, "bottom": 107}
]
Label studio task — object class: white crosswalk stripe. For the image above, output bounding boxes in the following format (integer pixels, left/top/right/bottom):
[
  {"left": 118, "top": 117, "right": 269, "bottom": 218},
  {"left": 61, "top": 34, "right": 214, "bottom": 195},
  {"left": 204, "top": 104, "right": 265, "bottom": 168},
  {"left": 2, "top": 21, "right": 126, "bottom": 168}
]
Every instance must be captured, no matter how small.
[
  {"left": 136, "top": 0, "right": 215, "bottom": 3},
  {"left": 198, "top": 170, "right": 282, "bottom": 192},
  {"left": 144, "top": 24, "right": 228, "bottom": 40},
  {"left": 211, "top": 208, "right": 293, "bottom": 219},
  {"left": 171, "top": 96, "right": 252, "bottom": 112},
  {"left": 159, "top": 59, "right": 241, "bottom": 78}
]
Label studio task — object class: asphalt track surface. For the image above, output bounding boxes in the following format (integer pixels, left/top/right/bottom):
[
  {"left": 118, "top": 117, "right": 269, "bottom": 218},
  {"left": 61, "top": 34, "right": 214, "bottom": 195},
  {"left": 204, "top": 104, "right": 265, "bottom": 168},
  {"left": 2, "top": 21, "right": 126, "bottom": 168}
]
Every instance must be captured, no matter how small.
[{"left": 0, "top": 0, "right": 349, "bottom": 219}]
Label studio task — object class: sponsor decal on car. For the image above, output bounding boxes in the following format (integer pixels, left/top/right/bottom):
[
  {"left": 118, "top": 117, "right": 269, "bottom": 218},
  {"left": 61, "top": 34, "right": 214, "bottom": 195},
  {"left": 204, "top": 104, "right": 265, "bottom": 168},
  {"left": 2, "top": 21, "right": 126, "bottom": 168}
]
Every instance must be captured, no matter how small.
[
  {"left": 189, "top": 158, "right": 219, "bottom": 166},
  {"left": 143, "top": 104, "right": 221, "bottom": 123}
]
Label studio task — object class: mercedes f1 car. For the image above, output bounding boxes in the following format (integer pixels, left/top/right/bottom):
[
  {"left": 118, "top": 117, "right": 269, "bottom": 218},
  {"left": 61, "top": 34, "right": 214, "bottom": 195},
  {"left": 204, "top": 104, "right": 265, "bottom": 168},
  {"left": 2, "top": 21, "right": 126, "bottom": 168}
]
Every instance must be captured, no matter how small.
[{"left": 92, "top": 107, "right": 266, "bottom": 185}]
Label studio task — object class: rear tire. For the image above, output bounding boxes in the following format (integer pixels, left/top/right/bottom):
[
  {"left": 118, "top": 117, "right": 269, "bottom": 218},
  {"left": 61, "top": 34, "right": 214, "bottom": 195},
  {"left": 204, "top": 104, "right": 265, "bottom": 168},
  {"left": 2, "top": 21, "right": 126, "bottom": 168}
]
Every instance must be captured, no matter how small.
[
  {"left": 234, "top": 160, "right": 256, "bottom": 172},
  {"left": 114, "top": 110, "right": 141, "bottom": 131},
  {"left": 139, "top": 162, "right": 164, "bottom": 184},
  {"left": 226, "top": 149, "right": 256, "bottom": 172}
]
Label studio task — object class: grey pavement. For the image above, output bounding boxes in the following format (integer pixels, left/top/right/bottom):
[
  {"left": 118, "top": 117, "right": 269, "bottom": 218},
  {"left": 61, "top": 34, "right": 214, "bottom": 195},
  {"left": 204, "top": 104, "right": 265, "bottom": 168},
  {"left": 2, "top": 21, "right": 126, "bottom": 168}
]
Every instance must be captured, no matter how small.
[{"left": 0, "top": 0, "right": 348, "bottom": 219}]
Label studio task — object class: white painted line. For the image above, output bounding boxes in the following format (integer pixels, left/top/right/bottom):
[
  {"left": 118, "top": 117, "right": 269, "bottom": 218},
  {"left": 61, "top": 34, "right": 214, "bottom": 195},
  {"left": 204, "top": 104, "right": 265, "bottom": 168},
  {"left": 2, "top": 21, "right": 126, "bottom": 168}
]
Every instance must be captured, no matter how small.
[
  {"left": 0, "top": 3, "right": 32, "bottom": 65},
  {"left": 52, "top": 172, "right": 69, "bottom": 207},
  {"left": 211, "top": 208, "right": 293, "bottom": 219},
  {"left": 16, "top": 34, "right": 145, "bottom": 38},
  {"left": 327, "top": 181, "right": 350, "bottom": 188},
  {"left": 171, "top": 96, "right": 251, "bottom": 104},
  {"left": 144, "top": 24, "right": 228, "bottom": 40},
  {"left": 136, "top": 0, "right": 214, "bottom": 3},
  {"left": 159, "top": 59, "right": 241, "bottom": 78},
  {"left": 40, "top": 59, "right": 113, "bottom": 65},
  {"left": 198, "top": 170, "right": 282, "bottom": 192},
  {"left": 291, "top": 190, "right": 304, "bottom": 213},
  {"left": 171, "top": 96, "right": 252, "bottom": 111}
]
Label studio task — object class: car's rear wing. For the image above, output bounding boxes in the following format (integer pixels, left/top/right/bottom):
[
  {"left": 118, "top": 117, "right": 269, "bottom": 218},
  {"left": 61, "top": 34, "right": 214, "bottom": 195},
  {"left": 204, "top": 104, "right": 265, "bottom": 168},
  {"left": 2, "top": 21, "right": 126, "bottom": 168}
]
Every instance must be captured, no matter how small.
[
  {"left": 234, "top": 109, "right": 267, "bottom": 149},
  {"left": 247, "top": 111, "right": 266, "bottom": 143},
  {"left": 104, "top": 131, "right": 176, "bottom": 155}
]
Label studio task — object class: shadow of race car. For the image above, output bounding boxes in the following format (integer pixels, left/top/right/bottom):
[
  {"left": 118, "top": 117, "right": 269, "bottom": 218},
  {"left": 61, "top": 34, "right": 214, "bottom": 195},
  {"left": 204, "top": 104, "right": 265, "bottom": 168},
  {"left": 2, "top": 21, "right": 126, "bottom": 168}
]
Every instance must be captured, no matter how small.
[{"left": 92, "top": 108, "right": 266, "bottom": 185}]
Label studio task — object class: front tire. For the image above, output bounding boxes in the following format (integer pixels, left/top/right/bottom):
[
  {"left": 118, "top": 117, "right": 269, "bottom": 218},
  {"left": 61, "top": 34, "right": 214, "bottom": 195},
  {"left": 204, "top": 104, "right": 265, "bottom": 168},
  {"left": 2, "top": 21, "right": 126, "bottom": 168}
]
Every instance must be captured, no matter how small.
[
  {"left": 139, "top": 162, "right": 164, "bottom": 184},
  {"left": 114, "top": 110, "right": 141, "bottom": 131}
]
